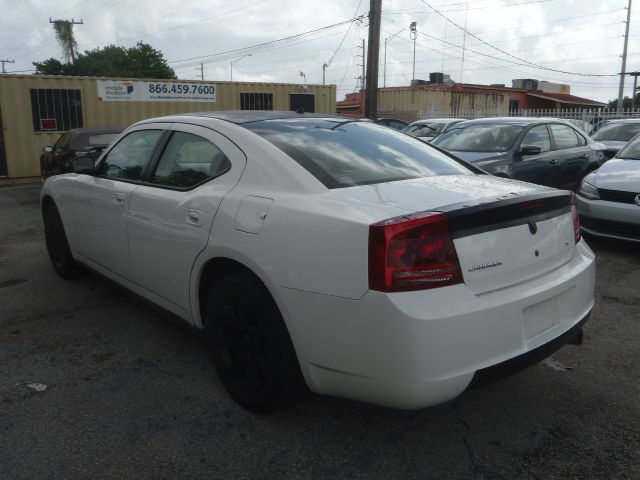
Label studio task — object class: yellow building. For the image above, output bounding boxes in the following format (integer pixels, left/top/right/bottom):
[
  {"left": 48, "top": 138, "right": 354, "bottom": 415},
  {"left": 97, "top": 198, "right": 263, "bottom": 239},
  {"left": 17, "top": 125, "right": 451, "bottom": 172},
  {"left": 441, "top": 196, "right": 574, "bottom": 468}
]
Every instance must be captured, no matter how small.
[
  {"left": 337, "top": 85, "right": 509, "bottom": 122},
  {"left": 0, "top": 74, "right": 336, "bottom": 180}
]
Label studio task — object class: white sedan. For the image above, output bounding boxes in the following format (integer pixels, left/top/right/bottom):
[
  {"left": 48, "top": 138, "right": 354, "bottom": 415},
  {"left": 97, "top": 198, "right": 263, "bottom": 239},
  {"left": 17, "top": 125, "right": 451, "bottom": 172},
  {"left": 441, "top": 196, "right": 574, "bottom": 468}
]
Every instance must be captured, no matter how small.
[{"left": 41, "top": 111, "right": 595, "bottom": 412}]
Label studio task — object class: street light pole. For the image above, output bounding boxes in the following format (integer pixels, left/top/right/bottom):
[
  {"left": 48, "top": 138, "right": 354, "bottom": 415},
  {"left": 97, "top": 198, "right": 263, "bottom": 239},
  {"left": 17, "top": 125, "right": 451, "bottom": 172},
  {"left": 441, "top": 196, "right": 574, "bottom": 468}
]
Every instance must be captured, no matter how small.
[
  {"left": 230, "top": 54, "right": 252, "bottom": 82},
  {"left": 383, "top": 28, "right": 404, "bottom": 88},
  {"left": 410, "top": 21, "right": 417, "bottom": 83}
]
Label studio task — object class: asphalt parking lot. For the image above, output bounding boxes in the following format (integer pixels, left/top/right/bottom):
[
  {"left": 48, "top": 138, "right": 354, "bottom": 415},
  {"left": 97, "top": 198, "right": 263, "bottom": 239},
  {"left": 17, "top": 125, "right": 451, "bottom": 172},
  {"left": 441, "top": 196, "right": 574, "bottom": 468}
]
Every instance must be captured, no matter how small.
[{"left": 1, "top": 184, "right": 639, "bottom": 480}]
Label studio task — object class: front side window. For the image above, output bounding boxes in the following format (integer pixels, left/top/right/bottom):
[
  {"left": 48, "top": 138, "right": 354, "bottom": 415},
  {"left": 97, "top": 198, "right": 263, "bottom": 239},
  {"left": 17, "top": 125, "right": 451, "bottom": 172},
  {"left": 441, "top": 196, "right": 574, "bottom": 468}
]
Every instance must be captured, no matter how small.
[
  {"left": 245, "top": 119, "right": 472, "bottom": 189},
  {"left": 433, "top": 124, "right": 524, "bottom": 152},
  {"left": 521, "top": 125, "right": 551, "bottom": 153},
  {"left": 151, "top": 132, "right": 230, "bottom": 189},
  {"left": 550, "top": 124, "right": 580, "bottom": 150},
  {"left": 97, "top": 130, "right": 163, "bottom": 181}
]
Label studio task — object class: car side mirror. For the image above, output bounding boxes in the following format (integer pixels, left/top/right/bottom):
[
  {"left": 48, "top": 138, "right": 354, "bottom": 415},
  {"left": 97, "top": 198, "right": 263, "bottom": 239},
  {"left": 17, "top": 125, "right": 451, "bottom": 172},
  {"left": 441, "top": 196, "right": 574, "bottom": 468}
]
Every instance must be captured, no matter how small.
[
  {"left": 521, "top": 145, "right": 542, "bottom": 156},
  {"left": 43, "top": 146, "right": 53, "bottom": 153},
  {"left": 70, "top": 155, "right": 95, "bottom": 174}
]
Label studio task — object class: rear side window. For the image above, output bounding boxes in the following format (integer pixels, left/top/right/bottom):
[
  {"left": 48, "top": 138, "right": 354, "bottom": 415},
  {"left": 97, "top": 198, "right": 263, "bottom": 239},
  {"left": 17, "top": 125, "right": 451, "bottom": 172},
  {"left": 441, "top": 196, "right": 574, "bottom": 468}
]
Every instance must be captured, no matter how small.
[
  {"left": 151, "top": 131, "right": 230, "bottom": 189},
  {"left": 97, "top": 130, "right": 163, "bottom": 181},
  {"left": 550, "top": 124, "right": 581, "bottom": 149},
  {"left": 245, "top": 119, "right": 472, "bottom": 188}
]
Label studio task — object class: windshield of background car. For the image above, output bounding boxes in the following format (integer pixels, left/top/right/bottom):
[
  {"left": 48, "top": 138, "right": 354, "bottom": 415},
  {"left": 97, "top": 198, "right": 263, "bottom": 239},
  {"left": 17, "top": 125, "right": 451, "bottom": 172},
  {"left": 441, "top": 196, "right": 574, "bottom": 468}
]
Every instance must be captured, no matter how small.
[
  {"left": 403, "top": 123, "right": 445, "bottom": 136},
  {"left": 244, "top": 119, "right": 473, "bottom": 188},
  {"left": 433, "top": 124, "right": 524, "bottom": 152},
  {"left": 615, "top": 134, "right": 640, "bottom": 159},
  {"left": 592, "top": 123, "right": 640, "bottom": 142}
]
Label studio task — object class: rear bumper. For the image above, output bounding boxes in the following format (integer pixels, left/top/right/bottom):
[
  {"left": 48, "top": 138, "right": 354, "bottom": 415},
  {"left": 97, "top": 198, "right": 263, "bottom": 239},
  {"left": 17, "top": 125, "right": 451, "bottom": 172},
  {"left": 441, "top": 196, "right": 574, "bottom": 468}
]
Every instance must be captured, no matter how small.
[
  {"left": 577, "top": 196, "right": 640, "bottom": 242},
  {"left": 466, "top": 311, "right": 588, "bottom": 390},
  {"left": 272, "top": 241, "right": 595, "bottom": 409}
]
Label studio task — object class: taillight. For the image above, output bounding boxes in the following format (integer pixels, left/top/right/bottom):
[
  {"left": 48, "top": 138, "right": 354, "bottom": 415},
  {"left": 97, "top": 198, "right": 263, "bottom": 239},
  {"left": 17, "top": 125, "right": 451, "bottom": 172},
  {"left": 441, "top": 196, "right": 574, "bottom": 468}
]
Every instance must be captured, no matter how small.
[
  {"left": 369, "top": 211, "right": 463, "bottom": 292},
  {"left": 570, "top": 193, "right": 581, "bottom": 244}
]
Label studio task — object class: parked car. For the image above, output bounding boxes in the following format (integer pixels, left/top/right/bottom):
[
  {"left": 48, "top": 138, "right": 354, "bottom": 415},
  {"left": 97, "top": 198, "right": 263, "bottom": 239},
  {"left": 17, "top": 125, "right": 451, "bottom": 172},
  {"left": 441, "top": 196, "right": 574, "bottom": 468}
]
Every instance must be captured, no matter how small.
[
  {"left": 403, "top": 118, "right": 465, "bottom": 142},
  {"left": 41, "top": 111, "right": 595, "bottom": 412},
  {"left": 577, "top": 132, "right": 640, "bottom": 242},
  {"left": 40, "top": 127, "right": 124, "bottom": 179},
  {"left": 432, "top": 117, "right": 605, "bottom": 191},
  {"left": 374, "top": 118, "right": 409, "bottom": 130},
  {"left": 590, "top": 118, "right": 640, "bottom": 159}
]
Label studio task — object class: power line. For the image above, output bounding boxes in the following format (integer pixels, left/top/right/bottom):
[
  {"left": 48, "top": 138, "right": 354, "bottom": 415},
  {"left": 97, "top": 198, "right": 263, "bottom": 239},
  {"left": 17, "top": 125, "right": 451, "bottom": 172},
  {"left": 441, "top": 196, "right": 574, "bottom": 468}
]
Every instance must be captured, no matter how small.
[
  {"left": 415, "top": 0, "right": 620, "bottom": 77},
  {"left": 169, "top": 14, "right": 368, "bottom": 67}
]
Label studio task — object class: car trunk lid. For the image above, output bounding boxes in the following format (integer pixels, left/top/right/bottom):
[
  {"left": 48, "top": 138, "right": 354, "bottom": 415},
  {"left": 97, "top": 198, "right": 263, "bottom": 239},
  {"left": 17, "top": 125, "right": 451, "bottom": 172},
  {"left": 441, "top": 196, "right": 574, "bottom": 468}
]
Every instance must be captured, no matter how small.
[{"left": 331, "top": 175, "right": 575, "bottom": 295}]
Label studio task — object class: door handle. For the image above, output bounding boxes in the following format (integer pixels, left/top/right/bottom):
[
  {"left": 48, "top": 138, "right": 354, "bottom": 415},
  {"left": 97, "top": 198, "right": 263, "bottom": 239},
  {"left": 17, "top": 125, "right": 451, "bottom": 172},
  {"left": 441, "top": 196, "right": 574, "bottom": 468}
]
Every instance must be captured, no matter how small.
[
  {"left": 186, "top": 209, "right": 202, "bottom": 227},
  {"left": 578, "top": 154, "right": 589, "bottom": 159},
  {"left": 548, "top": 159, "right": 558, "bottom": 165},
  {"left": 113, "top": 193, "right": 126, "bottom": 206}
]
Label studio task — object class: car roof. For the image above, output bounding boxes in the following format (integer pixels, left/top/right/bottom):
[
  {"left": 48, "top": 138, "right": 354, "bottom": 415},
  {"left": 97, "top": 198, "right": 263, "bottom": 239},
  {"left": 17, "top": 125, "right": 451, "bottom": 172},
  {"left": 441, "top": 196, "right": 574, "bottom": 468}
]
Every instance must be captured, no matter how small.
[
  {"left": 599, "top": 118, "right": 640, "bottom": 124},
  {"left": 173, "top": 110, "right": 347, "bottom": 124},
  {"left": 455, "top": 117, "right": 573, "bottom": 126},
  {"left": 409, "top": 118, "right": 466, "bottom": 124}
]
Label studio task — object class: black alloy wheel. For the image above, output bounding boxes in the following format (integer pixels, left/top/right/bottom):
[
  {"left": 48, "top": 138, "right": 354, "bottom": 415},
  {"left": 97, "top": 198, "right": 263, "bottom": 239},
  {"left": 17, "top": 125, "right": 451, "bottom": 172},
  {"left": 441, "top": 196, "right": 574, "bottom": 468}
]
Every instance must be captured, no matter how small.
[
  {"left": 43, "top": 204, "right": 79, "bottom": 279},
  {"left": 205, "top": 271, "right": 306, "bottom": 412}
]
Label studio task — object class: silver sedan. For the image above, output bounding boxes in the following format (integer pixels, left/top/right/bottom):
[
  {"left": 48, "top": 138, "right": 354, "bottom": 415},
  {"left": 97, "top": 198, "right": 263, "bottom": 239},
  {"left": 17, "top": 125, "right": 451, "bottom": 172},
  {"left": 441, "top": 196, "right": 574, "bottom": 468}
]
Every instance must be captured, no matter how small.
[{"left": 577, "top": 133, "right": 640, "bottom": 242}]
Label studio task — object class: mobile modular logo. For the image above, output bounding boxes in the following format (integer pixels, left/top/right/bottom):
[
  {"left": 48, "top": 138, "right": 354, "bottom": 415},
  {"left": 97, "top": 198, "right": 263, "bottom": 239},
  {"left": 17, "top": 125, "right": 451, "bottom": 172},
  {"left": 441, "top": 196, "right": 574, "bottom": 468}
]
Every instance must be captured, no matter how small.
[{"left": 99, "top": 80, "right": 135, "bottom": 100}]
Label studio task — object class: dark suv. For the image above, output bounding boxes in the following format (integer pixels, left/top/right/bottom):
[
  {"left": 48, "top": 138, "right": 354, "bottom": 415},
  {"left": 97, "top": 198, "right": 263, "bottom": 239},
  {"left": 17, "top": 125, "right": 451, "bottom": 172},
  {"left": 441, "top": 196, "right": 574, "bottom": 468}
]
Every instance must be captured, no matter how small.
[
  {"left": 40, "top": 127, "right": 123, "bottom": 179},
  {"left": 432, "top": 117, "right": 605, "bottom": 191}
]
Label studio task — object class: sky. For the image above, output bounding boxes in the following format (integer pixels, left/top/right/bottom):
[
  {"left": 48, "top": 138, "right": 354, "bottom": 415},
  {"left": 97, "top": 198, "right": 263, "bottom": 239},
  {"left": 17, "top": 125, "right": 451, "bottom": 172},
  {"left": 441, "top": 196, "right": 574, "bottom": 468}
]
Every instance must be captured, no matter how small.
[{"left": 0, "top": 0, "right": 637, "bottom": 104}]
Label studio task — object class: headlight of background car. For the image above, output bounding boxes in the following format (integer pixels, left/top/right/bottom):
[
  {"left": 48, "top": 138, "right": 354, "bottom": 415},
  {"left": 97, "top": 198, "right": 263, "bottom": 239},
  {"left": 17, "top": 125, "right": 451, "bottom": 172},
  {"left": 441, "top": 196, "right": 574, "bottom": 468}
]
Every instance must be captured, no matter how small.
[{"left": 578, "top": 180, "right": 600, "bottom": 200}]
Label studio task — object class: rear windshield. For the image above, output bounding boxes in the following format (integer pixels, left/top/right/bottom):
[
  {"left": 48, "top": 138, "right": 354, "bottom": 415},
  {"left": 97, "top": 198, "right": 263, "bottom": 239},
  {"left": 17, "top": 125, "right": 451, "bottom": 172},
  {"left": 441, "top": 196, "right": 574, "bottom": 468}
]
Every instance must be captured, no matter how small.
[
  {"left": 88, "top": 133, "right": 120, "bottom": 146},
  {"left": 592, "top": 123, "right": 640, "bottom": 142},
  {"left": 244, "top": 119, "right": 472, "bottom": 188},
  {"left": 433, "top": 124, "right": 524, "bottom": 152}
]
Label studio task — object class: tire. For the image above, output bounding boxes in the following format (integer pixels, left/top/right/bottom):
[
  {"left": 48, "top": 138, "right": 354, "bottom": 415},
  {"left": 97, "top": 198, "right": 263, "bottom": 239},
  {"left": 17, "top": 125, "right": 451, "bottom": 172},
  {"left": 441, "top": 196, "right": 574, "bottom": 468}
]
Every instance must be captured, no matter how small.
[
  {"left": 205, "top": 271, "right": 306, "bottom": 412},
  {"left": 43, "top": 204, "right": 80, "bottom": 279}
]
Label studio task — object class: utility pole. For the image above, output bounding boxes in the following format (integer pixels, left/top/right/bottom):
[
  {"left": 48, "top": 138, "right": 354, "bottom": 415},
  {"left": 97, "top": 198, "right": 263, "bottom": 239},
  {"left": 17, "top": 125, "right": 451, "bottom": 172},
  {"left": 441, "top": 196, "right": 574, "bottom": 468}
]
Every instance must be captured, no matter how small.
[
  {"left": 410, "top": 21, "right": 417, "bottom": 82},
  {"left": 364, "top": 0, "right": 382, "bottom": 119},
  {"left": 361, "top": 38, "right": 366, "bottom": 91},
  {"left": 0, "top": 59, "right": 15, "bottom": 74},
  {"left": 617, "top": 0, "right": 633, "bottom": 113},
  {"left": 322, "top": 63, "right": 327, "bottom": 85},
  {"left": 49, "top": 18, "right": 83, "bottom": 62},
  {"left": 200, "top": 63, "right": 204, "bottom": 81}
]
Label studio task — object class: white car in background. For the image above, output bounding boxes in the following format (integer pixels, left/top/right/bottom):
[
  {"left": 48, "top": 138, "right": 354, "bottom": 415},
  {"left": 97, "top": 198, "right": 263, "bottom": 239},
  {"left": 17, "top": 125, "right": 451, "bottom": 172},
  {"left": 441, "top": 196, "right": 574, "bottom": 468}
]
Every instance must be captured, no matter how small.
[
  {"left": 577, "top": 131, "right": 640, "bottom": 242},
  {"left": 41, "top": 111, "right": 595, "bottom": 412}
]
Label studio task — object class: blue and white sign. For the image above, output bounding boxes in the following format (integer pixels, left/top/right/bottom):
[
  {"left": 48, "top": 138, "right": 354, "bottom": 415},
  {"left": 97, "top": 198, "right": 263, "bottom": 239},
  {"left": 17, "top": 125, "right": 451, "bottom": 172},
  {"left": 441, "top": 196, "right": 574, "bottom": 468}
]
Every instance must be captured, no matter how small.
[{"left": 97, "top": 80, "right": 216, "bottom": 102}]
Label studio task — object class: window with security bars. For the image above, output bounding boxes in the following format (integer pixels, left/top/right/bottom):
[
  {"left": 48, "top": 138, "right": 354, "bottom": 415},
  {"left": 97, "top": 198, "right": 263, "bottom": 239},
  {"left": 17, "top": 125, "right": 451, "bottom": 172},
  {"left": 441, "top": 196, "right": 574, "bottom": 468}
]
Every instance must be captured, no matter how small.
[
  {"left": 30, "top": 89, "right": 84, "bottom": 132},
  {"left": 240, "top": 93, "right": 273, "bottom": 111}
]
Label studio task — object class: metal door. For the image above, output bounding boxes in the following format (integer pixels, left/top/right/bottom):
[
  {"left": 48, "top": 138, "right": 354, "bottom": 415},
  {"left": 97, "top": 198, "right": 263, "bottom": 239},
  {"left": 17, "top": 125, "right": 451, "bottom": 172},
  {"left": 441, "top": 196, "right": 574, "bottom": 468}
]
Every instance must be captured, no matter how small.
[{"left": 290, "top": 93, "right": 315, "bottom": 113}]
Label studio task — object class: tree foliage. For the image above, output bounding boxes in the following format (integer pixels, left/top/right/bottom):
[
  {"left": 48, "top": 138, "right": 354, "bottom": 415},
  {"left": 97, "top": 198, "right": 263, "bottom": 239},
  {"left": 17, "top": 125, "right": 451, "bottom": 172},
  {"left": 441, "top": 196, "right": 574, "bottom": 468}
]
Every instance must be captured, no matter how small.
[
  {"left": 52, "top": 20, "right": 78, "bottom": 63},
  {"left": 33, "top": 42, "right": 176, "bottom": 79}
]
